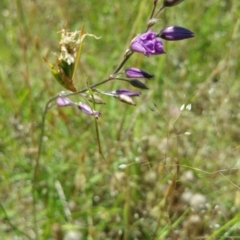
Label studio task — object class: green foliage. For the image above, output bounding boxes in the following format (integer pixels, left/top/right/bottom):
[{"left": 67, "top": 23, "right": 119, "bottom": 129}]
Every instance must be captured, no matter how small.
[{"left": 0, "top": 0, "right": 240, "bottom": 239}]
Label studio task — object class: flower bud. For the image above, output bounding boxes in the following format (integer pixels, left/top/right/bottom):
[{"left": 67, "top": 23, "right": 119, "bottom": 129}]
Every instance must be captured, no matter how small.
[
  {"left": 115, "top": 89, "right": 141, "bottom": 97},
  {"left": 56, "top": 96, "right": 73, "bottom": 107},
  {"left": 158, "top": 26, "right": 194, "bottom": 41},
  {"left": 130, "top": 79, "right": 149, "bottom": 89},
  {"left": 117, "top": 95, "right": 136, "bottom": 106},
  {"left": 78, "top": 102, "right": 101, "bottom": 119},
  {"left": 125, "top": 67, "right": 154, "bottom": 79},
  {"left": 163, "top": 0, "right": 184, "bottom": 7}
]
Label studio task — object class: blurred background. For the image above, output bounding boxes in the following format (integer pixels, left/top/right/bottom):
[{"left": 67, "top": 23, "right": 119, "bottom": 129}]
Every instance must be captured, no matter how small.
[{"left": 0, "top": 0, "right": 240, "bottom": 239}]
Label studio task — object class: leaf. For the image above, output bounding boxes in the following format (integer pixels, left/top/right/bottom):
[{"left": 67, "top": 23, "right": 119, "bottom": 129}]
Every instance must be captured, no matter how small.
[
  {"left": 58, "top": 68, "right": 77, "bottom": 92},
  {"left": 72, "top": 25, "right": 84, "bottom": 80},
  {"left": 60, "top": 60, "right": 74, "bottom": 79},
  {"left": 44, "top": 58, "right": 77, "bottom": 92}
]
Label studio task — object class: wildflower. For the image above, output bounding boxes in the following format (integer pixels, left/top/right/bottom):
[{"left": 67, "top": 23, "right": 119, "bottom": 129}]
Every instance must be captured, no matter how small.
[
  {"left": 163, "top": 0, "right": 184, "bottom": 7},
  {"left": 130, "top": 30, "right": 165, "bottom": 56},
  {"left": 78, "top": 102, "right": 101, "bottom": 118},
  {"left": 125, "top": 67, "right": 154, "bottom": 79},
  {"left": 56, "top": 96, "right": 73, "bottom": 107},
  {"left": 158, "top": 26, "right": 194, "bottom": 41}
]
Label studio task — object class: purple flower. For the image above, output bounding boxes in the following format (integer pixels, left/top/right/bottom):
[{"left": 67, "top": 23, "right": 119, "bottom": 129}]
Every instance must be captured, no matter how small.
[
  {"left": 56, "top": 96, "right": 73, "bottom": 107},
  {"left": 115, "top": 89, "right": 141, "bottom": 97},
  {"left": 158, "top": 26, "right": 194, "bottom": 41},
  {"left": 130, "top": 30, "right": 165, "bottom": 56},
  {"left": 125, "top": 67, "right": 154, "bottom": 79},
  {"left": 78, "top": 102, "right": 101, "bottom": 119}
]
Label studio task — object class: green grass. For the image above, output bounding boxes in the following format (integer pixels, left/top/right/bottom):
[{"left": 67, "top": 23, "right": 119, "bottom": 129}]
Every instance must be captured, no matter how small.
[{"left": 0, "top": 0, "right": 240, "bottom": 239}]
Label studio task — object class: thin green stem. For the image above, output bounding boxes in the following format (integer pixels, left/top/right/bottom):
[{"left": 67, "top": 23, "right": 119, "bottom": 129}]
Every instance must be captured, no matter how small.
[
  {"left": 154, "top": 5, "right": 165, "bottom": 18},
  {"left": 114, "top": 77, "right": 130, "bottom": 83},
  {"left": 113, "top": 51, "right": 133, "bottom": 75},
  {"left": 150, "top": 0, "right": 159, "bottom": 19},
  {"left": 32, "top": 95, "right": 55, "bottom": 240},
  {"left": 32, "top": 77, "right": 114, "bottom": 237},
  {"left": 94, "top": 117, "right": 102, "bottom": 155}
]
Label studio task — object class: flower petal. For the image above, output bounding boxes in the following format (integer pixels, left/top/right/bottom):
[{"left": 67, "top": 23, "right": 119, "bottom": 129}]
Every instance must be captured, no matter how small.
[{"left": 130, "top": 30, "right": 165, "bottom": 56}]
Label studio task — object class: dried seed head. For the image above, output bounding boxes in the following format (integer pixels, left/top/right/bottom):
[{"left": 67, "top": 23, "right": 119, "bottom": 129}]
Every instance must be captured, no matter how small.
[{"left": 59, "top": 29, "right": 80, "bottom": 65}]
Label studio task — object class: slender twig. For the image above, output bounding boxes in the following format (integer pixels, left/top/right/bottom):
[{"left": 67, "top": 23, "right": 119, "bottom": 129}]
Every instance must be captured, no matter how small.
[
  {"left": 32, "top": 95, "right": 56, "bottom": 240},
  {"left": 94, "top": 117, "right": 102, "bottom": 155},
  {"left": 154, "top": 5, "right": 165, "bottom": 18},
  {"left": 150, "top": 0, "right": 159, "bottom": 19},
  {"left": 114, "top": 77, "right": 130, "bottom": 83},
  {"left": 88, "top": 86, "right": 104, "bottom": 157},
  {"left": 113, "top": 51, "right": 133, "bottom": 74}
]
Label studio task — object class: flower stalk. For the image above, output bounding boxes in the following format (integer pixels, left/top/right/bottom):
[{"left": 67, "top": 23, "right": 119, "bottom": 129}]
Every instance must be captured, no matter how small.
[{"left": 34, "top": 2, "right": 196, "bottom": 236}]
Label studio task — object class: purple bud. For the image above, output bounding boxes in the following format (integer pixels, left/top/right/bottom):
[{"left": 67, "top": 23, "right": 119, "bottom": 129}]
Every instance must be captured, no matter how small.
[
  {"left": 130, "top": 79, "right": 149, "bottom": 89},
  {"left": 130, "top": 30, "right": 165, "bottom": 57},
  {"left": 56, "top": 96, "right": 73, "bottom": 107},
  {"left": 125, "top": 67, "right": 154, "bottom": 79},
  {"left": 163, "top": 0, "right": 184, "bottom": 7},
  {"left": 78, "top": 102, "right": 101, "bottom": 119},
  {"left": 115, "top": 89, "right": 141, "bottom": 97},
  {"left": 158, "top": 26, "right": 194, "bottom": 41}
]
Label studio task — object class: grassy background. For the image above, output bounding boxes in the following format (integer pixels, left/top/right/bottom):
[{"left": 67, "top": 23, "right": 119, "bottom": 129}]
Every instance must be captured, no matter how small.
[{"left": 0, "top": 0, "right": 240, "bottom": 239}]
